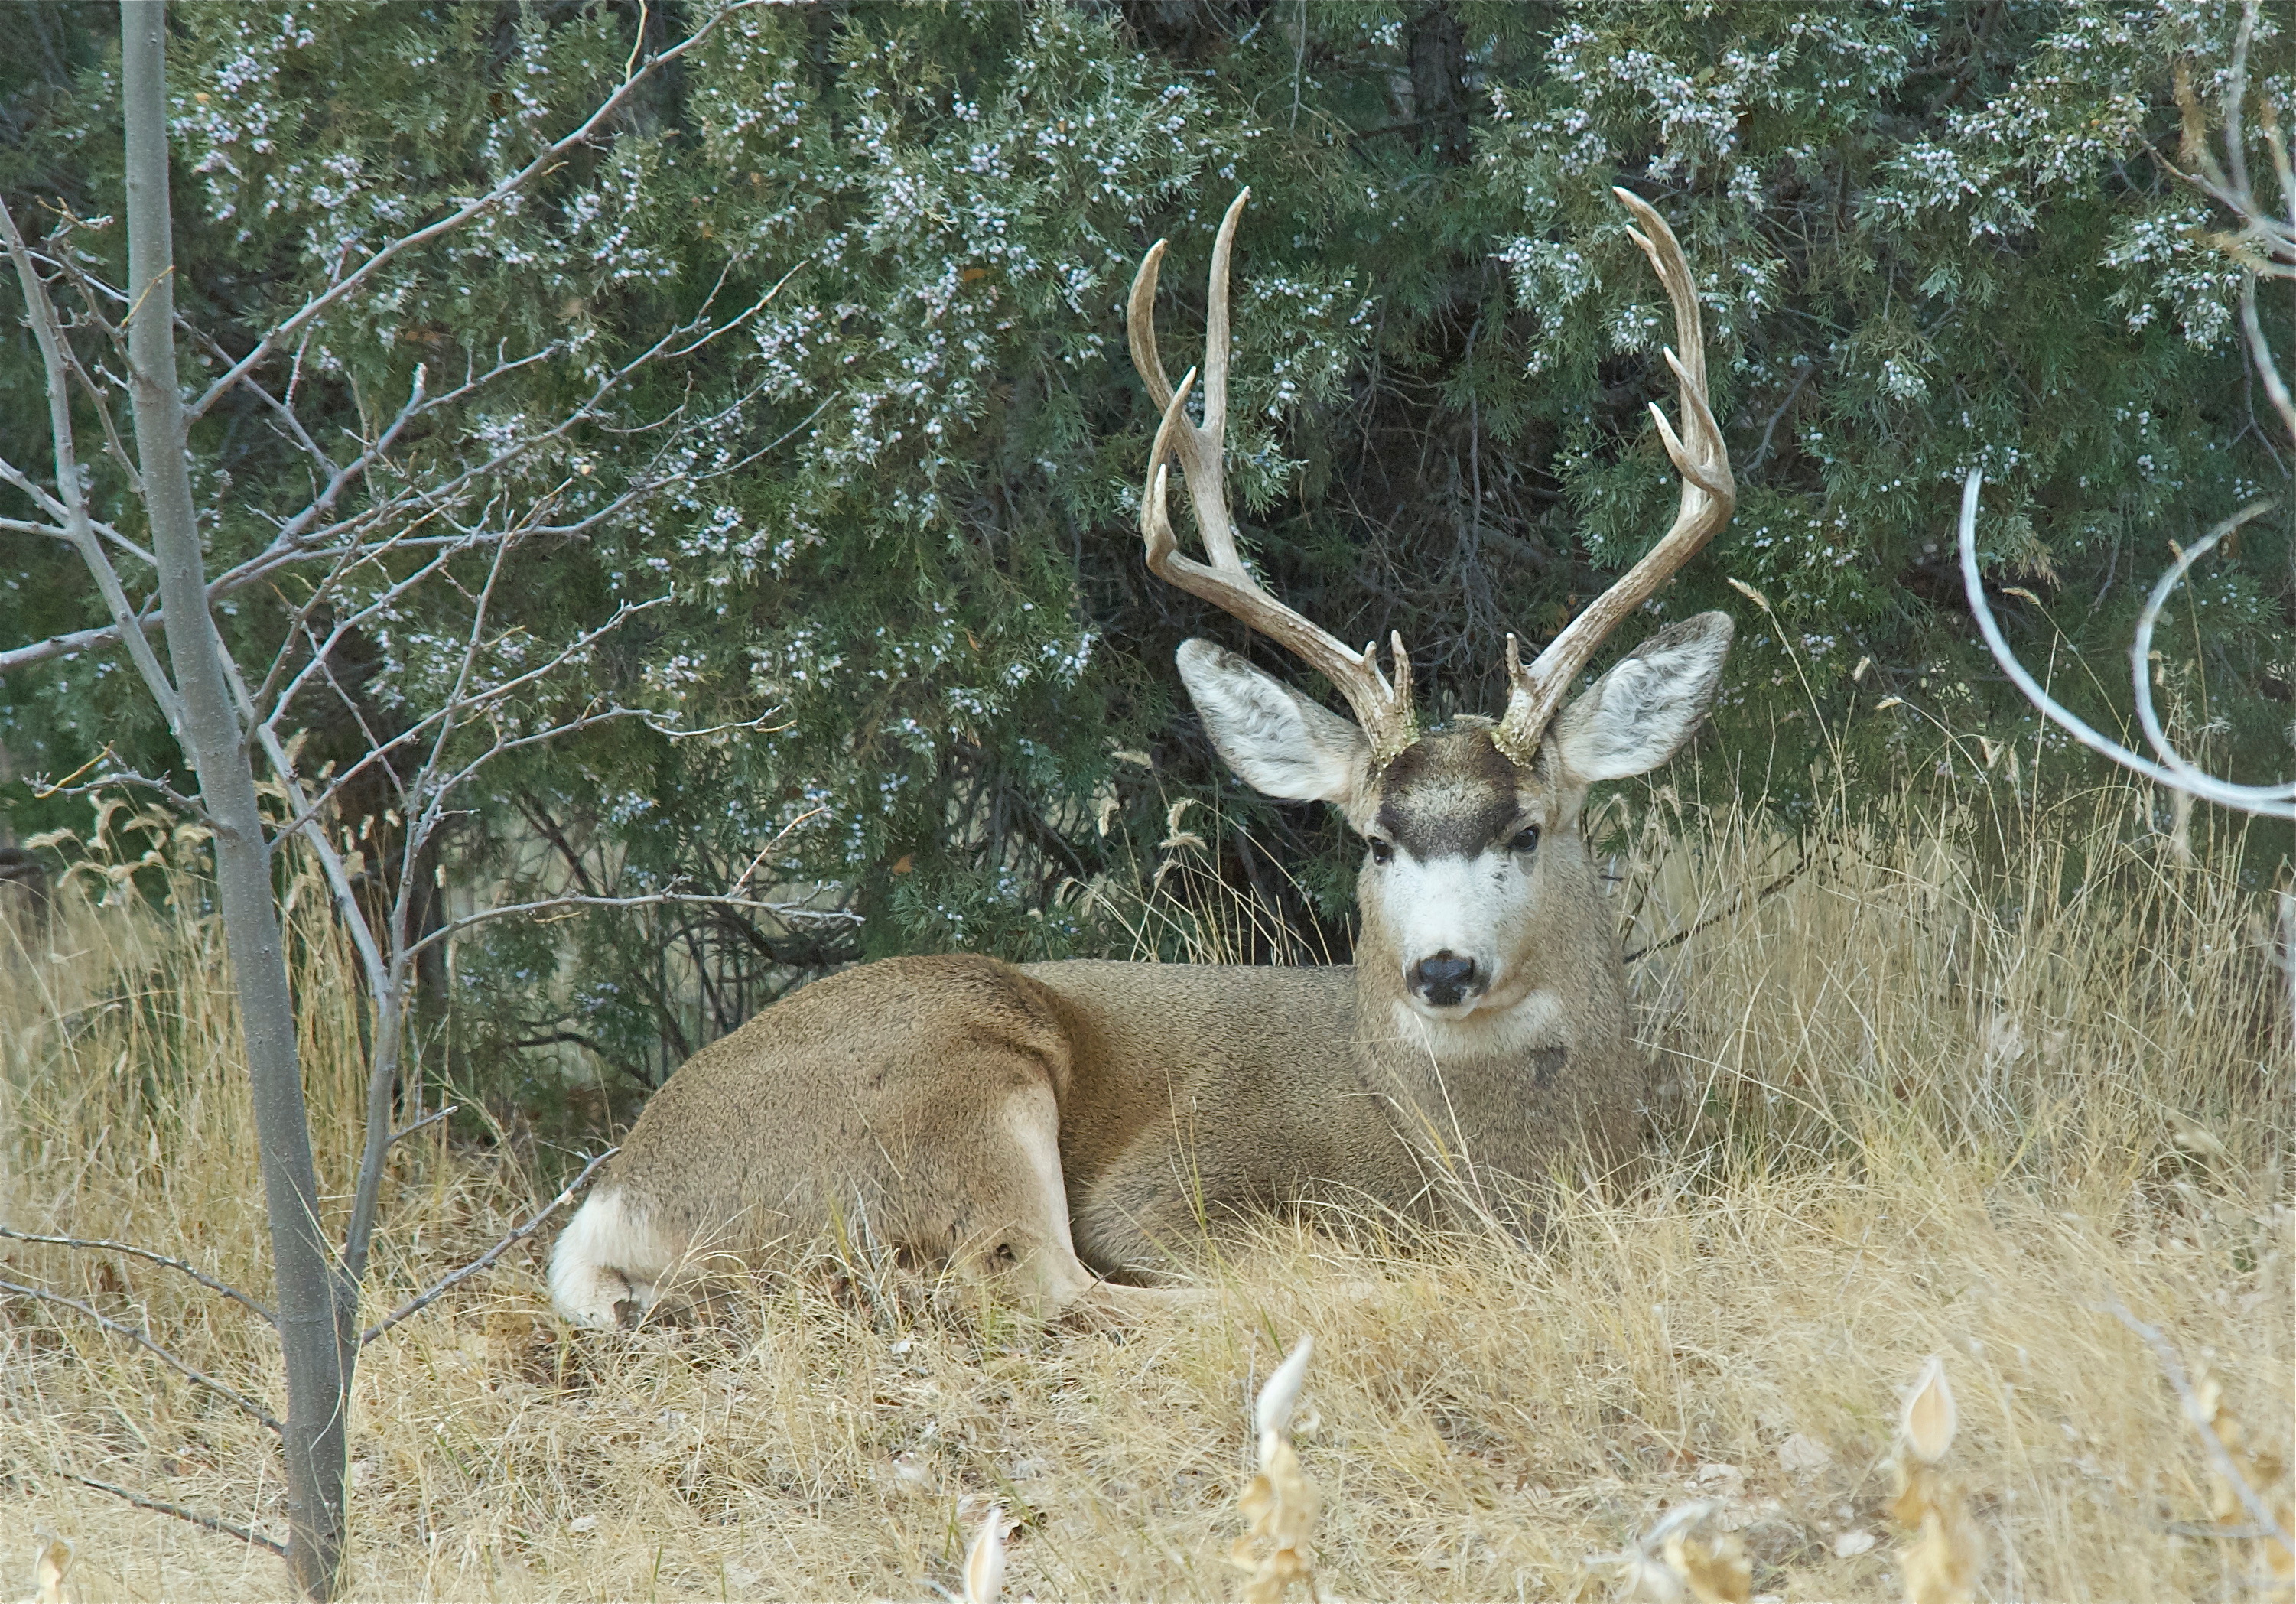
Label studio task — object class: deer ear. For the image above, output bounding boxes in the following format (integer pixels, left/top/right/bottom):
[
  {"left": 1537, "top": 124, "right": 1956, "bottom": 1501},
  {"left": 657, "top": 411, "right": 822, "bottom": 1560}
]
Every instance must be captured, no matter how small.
[
  {"left": 1551, "top": 612, "right": 1733, "bottom": 783},
  {"left": 1176, "top": 639, "right": 1372, "bottom": 812}
]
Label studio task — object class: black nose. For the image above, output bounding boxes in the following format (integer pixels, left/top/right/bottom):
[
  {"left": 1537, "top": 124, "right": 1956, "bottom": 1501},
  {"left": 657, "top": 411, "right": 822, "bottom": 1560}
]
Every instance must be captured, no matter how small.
[{"left": 1409, "top": 953, "right": 1481, "bottom": 1008}]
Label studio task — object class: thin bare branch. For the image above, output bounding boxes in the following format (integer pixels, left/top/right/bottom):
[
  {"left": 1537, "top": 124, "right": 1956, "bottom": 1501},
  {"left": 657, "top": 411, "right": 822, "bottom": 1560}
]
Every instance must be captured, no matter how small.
[
  {"left": 360, "top": 1149, "right": 617, "bottom": 1345},
  {"left": 24, "top": 236, "right": 151, "bottom": 492},
  {"left": 213, "top": 652, "right": 389, "bottom": 999},
  {"left": 265, "top": 363, "right": 434, "bottom": 548},
  {"left": 0, "top": 1276, "right": 282, "bottom": 1432},
  {"left": 1621, "top": 845, "right": 1817, "bottom": 965},
  {"left": 2, "top": 262, "right": 786, "bottom": 685},
  {"left": 425, "top": 695, "right": 763, "bottom": 802},
  {"left": 405, "top": 888, "right": 858, "bottom": 961},
  {"left": 0, "top": 1225, "right": 274, "bottom": 1326},
  {"left": 60, "top": 1472, "right": 287, "bottom": 1557},
  {"left": 0, "top": 500, "right": 156, "bottom": 568},
  {"left": 272, "top": 597, "right": 672, "bottom": 840},
  {"left": 0, "top": 529, "right": 500, "bottom": 682},
  {"left": 255, "top": 515, "right": 478, "bottom": 732},
  {"left": 171, "top": 310, "right": 341, "bottom": 476},
  {"left": 729, "top": 805, "right": 828, "bottom": 893},
  {"left": 389, "top": 1105, "right": 457, "bottom": 1147},
  {"left": 30, "top": 750, "right": 202, "bottom": 815},
  {"left": 0, "top": 193, "right": 184, "bottom": 734}
]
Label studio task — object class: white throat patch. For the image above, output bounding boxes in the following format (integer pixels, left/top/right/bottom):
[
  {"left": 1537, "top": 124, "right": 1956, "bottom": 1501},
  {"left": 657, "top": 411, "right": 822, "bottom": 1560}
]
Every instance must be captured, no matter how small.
[{"left": 1384, "top": 990, "right": 1568, "bottom": 1065}]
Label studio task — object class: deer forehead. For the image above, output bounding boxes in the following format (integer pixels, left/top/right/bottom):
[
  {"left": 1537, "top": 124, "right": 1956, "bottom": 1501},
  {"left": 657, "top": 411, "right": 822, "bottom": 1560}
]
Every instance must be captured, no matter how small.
[{"left": 1371, "top": 729, "right": 1538, "bottom": 859}]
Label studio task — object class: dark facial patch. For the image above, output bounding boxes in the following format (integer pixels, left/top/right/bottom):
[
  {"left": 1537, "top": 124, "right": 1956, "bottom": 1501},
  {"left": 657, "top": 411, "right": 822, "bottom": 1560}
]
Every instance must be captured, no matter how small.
[{"left": 1371, "top": 730, "right": 1524, "bottom": 859}]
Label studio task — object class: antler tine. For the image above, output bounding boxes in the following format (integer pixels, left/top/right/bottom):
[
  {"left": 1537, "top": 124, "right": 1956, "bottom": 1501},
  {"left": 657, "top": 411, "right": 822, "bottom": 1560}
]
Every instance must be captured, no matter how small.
[
  {"left": 1131, "top": 187, "right": 1419, "bottom": 763},
  {"left": 1198, "top": 185, "right": 1247, "bottom": 480},
  {"left": 1127, "top": 239, "right": 1176, "bottom": 413},
  {"left": 1139, "top": 365, "right": 1201, "bottom": 574},
  {"left": 1494, "top": 188, "right": 1736, "bottom": 766}
]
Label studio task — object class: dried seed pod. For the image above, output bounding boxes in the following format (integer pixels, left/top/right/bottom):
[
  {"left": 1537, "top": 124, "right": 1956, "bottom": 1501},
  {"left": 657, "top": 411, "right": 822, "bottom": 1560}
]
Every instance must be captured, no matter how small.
[
  {"left": 1234, "top": 1336, "right": 1321, "bottom": 1604},
  {"left": 962, "top": 1505, "right": 1004, "bottom": 1604},
  {"left": 1890, "top": 1358, "right": 1980, "bottom": 1604},
  {"left": 1661, "top": 1525, "right": 1752, "bottom": 1604},
  {"left": 1901, "top": 1356, "right": 1957, "bottom": 1466}
]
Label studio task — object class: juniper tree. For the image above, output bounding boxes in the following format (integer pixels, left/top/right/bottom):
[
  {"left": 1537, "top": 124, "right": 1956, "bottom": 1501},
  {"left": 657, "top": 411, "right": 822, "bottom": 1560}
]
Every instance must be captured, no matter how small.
[{"left": 3, "top": 0, "right": 2288, "bottom": 1095}]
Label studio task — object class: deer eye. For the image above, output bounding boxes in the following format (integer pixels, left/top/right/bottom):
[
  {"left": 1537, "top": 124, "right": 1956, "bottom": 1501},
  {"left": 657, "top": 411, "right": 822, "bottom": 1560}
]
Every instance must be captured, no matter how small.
[
  {"left": 1510, "top": 825, "right": 1542, "bottom": 854},
  {"left": 1368, "top": 838, "right": 1395, "bottom": 866}
]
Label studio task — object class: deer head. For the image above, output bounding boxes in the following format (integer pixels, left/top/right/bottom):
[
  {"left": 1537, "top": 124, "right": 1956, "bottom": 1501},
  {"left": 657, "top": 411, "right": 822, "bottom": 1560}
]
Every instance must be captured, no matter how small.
[{"left": 1132, "top": 188, "right": 1735, "bottom": 1023}]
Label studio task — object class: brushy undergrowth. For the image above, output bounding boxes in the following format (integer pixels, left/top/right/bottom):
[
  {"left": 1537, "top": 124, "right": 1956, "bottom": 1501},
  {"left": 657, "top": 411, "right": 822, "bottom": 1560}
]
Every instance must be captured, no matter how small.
[{"left": 1, "top": 779, "right": 2288, "bottom": 1602}]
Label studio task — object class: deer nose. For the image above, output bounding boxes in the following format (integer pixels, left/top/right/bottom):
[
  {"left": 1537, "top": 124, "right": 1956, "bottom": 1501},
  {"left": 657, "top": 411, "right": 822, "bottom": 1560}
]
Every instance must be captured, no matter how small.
[{"left": 1408, "top": 952, "right": 1482, "bottom": 1009}]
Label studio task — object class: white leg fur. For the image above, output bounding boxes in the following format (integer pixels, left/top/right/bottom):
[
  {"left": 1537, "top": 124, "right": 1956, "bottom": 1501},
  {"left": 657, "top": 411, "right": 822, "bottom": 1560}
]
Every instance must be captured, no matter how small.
[
  {"left": 1003, "top": 1088, "right": 1197, "bottom": 1324},
  {"left": 548, "top": 1188, "right": 674, "bottom": 1329}
]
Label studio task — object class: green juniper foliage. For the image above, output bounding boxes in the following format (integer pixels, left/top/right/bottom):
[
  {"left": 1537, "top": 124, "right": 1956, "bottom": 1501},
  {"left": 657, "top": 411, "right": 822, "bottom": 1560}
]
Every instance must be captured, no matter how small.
[{"left": 2, "top": 2, "right": 2288, "bottom": 1091}]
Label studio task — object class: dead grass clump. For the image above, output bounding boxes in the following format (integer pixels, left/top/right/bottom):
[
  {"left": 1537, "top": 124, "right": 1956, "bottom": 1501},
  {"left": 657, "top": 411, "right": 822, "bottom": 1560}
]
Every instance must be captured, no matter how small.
[{"left": 0, "top": 779, "right": 2288, "bottom": 1600}]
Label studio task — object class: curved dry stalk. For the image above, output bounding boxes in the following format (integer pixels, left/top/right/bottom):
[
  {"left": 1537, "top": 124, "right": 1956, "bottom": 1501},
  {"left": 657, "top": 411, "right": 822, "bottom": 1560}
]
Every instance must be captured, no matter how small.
[{"left": 1956, "top": 470, "right": 2293, "bottom": 819}]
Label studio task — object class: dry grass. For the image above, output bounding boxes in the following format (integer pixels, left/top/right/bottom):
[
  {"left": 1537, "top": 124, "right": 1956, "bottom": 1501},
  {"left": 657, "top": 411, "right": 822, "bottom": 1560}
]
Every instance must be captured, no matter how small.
[{"left": 1, "top": 782, "right": 2289, "bottom": 1602}]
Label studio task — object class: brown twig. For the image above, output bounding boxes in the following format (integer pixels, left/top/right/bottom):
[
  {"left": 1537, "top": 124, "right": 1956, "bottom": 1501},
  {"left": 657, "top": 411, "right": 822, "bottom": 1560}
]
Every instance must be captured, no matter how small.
[
  {"left": 359, "top": 1148, "right": 616, "bottom": 1345},
  {"left": 0, "top": 1225, "right": 275, "bottom": 1325},
  {"left": 1622, "top": 847, "right": 1817, "bottom": 965},
  {"left": 0, "top": 1276, "right": 281, "bottom": 1432},
  {"left": 61, "top": 1471, "right": 287, "bottom": 1556}
]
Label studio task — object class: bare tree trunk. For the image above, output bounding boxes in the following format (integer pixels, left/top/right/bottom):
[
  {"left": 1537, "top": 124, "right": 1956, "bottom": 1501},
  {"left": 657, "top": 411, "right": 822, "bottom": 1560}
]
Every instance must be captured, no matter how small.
[{"left": 120, "top": 5, "right": 351, "bottom": 1596}]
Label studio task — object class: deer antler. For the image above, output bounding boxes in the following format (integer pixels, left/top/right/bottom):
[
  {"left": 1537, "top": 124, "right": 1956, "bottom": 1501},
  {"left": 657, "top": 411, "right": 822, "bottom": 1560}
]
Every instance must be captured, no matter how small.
[
  {"left": 1492, "top": 188, "right": 1736, "bottom": 767},
  {"left": 1130, "top": 188, "right": 1420, "bottom": 766}
]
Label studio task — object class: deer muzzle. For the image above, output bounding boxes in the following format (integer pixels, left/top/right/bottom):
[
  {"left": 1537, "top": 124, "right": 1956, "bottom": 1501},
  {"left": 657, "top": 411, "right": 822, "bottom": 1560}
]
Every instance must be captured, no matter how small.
[{"left": 1408, "top": 952, "right": 1485, "bottom": 1011}]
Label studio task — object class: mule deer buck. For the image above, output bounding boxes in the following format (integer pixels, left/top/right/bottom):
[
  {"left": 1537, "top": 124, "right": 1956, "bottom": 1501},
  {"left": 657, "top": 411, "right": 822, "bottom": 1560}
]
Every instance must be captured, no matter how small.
[{"left": 550, "top": 187, "right": 1735, "bottom": 1327}]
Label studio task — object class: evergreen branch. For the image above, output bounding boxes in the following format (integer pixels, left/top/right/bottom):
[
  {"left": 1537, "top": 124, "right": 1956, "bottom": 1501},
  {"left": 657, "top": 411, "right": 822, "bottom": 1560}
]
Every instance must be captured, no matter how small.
[{"left": 184, "top": 1, "right": 773, "bottom": 425}]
